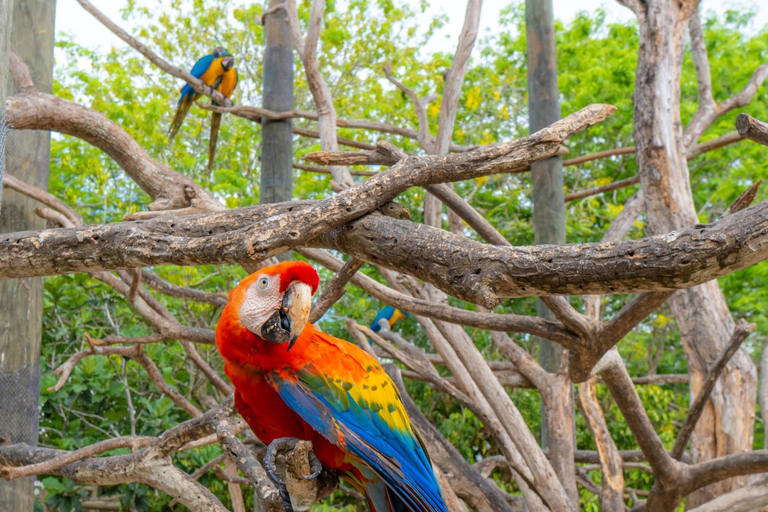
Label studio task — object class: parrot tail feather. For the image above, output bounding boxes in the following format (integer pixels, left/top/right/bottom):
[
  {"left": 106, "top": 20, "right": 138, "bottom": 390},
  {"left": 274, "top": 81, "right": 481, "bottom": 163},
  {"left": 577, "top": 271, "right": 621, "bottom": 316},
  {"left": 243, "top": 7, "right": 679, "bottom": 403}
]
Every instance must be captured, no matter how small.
[
  {"left": 208, "top": 111, "right": 222, "bottom": 175},
  {"left": 168, "top": 94, "right": 196, "bottom": 147}
]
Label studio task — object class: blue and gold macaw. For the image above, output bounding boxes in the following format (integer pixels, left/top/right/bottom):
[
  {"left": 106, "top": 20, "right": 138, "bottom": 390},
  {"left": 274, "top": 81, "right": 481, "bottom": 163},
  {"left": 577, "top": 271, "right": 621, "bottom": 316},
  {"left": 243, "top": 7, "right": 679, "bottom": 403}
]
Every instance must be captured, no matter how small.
[
  {"left": 208, "top": 55, "right": 238, "bottom": 173},
  {"left": 168, "top": 47, "right": 231, "bottom": 146},
  {"left": 370, "top": 305, "right": 410, "bottom": 336}
]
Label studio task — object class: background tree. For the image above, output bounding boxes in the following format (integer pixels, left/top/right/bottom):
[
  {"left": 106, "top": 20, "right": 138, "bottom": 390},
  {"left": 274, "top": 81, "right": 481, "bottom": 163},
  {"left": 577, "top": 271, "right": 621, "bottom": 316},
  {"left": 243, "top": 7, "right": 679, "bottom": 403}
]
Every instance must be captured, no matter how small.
[{"left": 0, "top": 1, "right": 55, "bottom": 510}]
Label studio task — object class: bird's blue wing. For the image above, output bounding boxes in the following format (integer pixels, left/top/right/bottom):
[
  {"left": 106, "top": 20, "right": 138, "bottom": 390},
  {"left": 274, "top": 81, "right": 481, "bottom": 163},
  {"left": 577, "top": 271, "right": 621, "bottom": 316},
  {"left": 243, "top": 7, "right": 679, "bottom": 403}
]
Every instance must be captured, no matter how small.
[
  {"left": 190, "top": 54, "right": 215, "bottom": 78},
  {"left": 269, "top": 363, "right": 448, "bottom": 512}
]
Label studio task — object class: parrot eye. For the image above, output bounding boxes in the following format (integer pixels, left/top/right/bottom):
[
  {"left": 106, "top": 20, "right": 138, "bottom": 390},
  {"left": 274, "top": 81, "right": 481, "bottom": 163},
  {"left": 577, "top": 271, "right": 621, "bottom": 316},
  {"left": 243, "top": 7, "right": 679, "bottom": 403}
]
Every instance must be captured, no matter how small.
[{"left": 256, "top": 276, "right": 270, "bottom": 290}]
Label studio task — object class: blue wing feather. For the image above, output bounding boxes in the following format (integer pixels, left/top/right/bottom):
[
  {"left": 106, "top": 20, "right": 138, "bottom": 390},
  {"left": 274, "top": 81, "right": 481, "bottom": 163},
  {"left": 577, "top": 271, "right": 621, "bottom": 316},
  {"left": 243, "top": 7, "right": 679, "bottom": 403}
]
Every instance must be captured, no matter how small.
[
  {"left": 190, "top": 54, "right": 215, "bottom": 78},
  {"left": 177, "top": 54, "right": 216, "bottom": 104},
  {"left": 274, "top": 371, "right": 448, "bottom": 512}
]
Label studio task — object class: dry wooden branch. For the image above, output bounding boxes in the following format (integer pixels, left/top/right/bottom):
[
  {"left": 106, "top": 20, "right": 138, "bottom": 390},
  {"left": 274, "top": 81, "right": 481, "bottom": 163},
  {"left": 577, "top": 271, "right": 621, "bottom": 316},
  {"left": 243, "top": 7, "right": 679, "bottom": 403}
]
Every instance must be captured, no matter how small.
[
  {"left": 577, "top": 377, "right": 625, "bottom": 510},
  {"left": 293, "top": 162, "right": 375, "bottom": 177},
  {"left": 736, "top": 113, "right": 768, "bottom": 147},
  {"left": 140, "top": 270, "right": 228, "bottom": 307},
  {"left": 600, "top": 353, "right": 681, "bottom": 484},
  {"left": 671, "top": 319, "right": 755, "bottom": 459},
  {"left": 570, "top": 291, "right": 674, "bottom": 381},
  {"left": 0, "top": 399, "right": 236, "bottom": 512},
  {"left": 3, "top": 173, "right": 82, "bottom": 226},
  {"left": 4, "top": 188, "right": 768, "bottom": 311},
  {"left": 723, "top": 180, "right": 762, "bottom": 217},
  {"left": 286, "top": 0, "right": 355, "bottom": 190},
  {"left": 5, "top": 52, "right": 221, "bottom": 213},
  {"left": 308, "top": 258, "right": 365, "bottom": 323},
  {"left": 565, "top": 176, "right": 640, "bottom": 202},
  {"left": 312, "top": 199, "right": 768, "bottom": 305},
  {"left": 298, "top": 247, "right": 578, "bottom": 345},
  {"left": 0, "top": 436, "right": 152, "bottom": 480},
  {"left": 683, "top": 6, "right": 768, "bottom": 146},
  {"left": 383, "top": 62, "right": 433, "bottom": 151}
]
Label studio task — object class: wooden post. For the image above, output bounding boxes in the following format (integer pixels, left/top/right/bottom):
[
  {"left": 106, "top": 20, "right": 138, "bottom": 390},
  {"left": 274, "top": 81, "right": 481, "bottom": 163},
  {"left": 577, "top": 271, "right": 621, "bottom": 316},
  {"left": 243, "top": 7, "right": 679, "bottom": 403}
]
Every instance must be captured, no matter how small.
[
  {"left": 259, "top": 0, "right": 294, "bottom": 205},
  {"left": 0, "top": 1, "right": 55, "bottom": 510},
  {"left": 0, "top": 0, "right": 11, "bottom": 211},
  {"left": 525, "top": 0, "right": 577, "bottom": 505}
]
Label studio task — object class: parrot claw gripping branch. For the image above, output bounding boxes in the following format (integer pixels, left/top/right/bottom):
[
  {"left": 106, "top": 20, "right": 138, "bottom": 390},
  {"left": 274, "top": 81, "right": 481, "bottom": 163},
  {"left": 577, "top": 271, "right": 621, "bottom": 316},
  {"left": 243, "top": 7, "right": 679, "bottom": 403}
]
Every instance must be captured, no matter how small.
[{"left": 2, "top": 0, "right": 768, "bottom": 511}]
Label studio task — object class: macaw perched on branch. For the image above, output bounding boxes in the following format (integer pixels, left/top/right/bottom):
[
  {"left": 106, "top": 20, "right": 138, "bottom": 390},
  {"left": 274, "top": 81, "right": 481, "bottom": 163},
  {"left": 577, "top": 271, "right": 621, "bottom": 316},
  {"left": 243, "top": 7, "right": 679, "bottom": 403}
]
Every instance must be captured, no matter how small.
[
  {"left": 167, "top": 46, "right": 231, "bottom": 146},
  {"left": 208, "top": 57, "right": 238, "bottom": 173},
  {"left": 216, "top": 261, "right": 449, "bottom": 512},
  {"left": 370, "top": 305, "right": 410, "bottom": 334}
]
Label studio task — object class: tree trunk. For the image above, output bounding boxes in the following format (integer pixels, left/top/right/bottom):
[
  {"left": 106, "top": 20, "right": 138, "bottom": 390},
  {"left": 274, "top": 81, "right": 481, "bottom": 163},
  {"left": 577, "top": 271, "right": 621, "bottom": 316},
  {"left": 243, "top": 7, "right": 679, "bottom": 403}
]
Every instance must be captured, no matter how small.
[
  {"left": 0, "top": 1, "right": 55, "bottom": 510},
  {"left": 631, "top": 1, "right": 757, "bottom": 507},
  {"left": 260, "top": 0, "right": 293, "bottom": 204},
  {"left": 525, "top": 0, "right": 577, "bottom": 504}
]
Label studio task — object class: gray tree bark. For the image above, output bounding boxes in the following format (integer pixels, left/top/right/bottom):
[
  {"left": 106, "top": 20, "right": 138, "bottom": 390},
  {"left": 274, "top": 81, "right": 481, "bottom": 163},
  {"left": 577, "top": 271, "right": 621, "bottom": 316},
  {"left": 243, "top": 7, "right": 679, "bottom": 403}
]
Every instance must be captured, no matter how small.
[
  {"left": 525, "top": 0, "right": 577, "bottom": 504},
  {"left": 0, "top": 1, "right": 55, "bottom": 511},
  {"left": 629, "top": 0, "right": 757, "bottom": 507},
  {"left": 259, "top": 0, "right": 294, "bottom": 204}
]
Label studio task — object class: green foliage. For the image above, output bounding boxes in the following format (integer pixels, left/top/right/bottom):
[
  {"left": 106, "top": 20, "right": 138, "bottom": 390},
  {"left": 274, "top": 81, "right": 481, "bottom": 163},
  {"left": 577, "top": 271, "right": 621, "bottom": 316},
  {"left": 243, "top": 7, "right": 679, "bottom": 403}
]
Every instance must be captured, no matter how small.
[{"left": 39, "top": 0, "right": 768, "bottom": 510}]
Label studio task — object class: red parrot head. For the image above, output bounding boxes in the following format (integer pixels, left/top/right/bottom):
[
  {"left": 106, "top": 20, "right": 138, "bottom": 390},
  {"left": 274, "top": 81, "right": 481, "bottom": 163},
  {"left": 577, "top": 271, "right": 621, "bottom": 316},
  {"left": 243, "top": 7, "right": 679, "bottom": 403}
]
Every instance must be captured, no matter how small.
[{"left": 223, "top": 261, "right": 319, "bottom": 350}]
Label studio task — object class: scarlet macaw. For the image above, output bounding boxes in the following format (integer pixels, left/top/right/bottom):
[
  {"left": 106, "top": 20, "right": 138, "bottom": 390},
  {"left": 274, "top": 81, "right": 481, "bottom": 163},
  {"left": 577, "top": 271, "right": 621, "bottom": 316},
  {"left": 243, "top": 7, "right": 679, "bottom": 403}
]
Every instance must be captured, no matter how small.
[
  {"left": 167, "top": 46, "right": 231, "bottom": 146},
  {"left": 216, "top": 261, "right": 449, "bottom": 512},
  {"left": 208, "top": 56, "right": 238, "bottom": 173}
]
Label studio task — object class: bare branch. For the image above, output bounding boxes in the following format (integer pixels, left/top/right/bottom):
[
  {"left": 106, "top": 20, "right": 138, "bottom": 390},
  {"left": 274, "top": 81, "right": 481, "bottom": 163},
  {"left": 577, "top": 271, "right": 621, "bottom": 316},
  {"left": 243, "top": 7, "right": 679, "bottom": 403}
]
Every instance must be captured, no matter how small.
[
  {"left": 687, "top": 482, "right": 768, "bottom": 512},
  {"left": 3, "top": 173, "right": 82, "bottom": 226},
  {"left": 286, "top": 0, "right": 354, "bottom": 189},
  {"left": 564, "top": 176, "right": 640, "bottom": 203},
  {"left": 5, "top": 86, "right": 221, "bottom": 213},
  {"left": 434, "top": 0, "right": 483, "bottom": 155},
  {"left": 683, "top": 12, "right": 768, "bottom": 148},
  {"left": 600, "top": 353, "right": 681, "bottom": 483},
  {"left": 577, "top": 377, "right": 625, "bottom": 510},
  {"left": 736, "top": 113, "right": 768, "bottom": 146},
  {"left": 309, "top": 257, "right": 365, "bottom": 323},
  {"left": 723, "top": 180, "right": 762, "bottom": 217},
  {"left": 671, "top": 319, "right": 755, "bottom": 459},
  {"left": 1, "top": 436, "right": 152, "bottom": 480},
  {"left": 683, "top": 7, "right": 717, "bottom": 147},
  {"left": 562, "top": 146, "right": 636, "bottom": 167},
  {"left": 293, "top": 162, "right": 375, "bottom": 176},
  {"left": 298, "top": 248, "right": 578, "bottom": 345},
  {"left": 685, "top": 131, "right": 744, "bottom": 159},
  {"left": 141, "top": 270, "right": 227, "bottom": 307},
  {"left": 383, "top": 62, "right": 433, "bottom": 151}
]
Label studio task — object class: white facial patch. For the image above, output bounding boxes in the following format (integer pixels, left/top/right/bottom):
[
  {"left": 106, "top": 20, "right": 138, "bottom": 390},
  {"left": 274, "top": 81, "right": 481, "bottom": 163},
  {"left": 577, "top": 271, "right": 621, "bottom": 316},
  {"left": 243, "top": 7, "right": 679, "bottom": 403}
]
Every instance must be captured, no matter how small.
[{"left": 239, "top": 275, "right": 282, "bottom": 338}]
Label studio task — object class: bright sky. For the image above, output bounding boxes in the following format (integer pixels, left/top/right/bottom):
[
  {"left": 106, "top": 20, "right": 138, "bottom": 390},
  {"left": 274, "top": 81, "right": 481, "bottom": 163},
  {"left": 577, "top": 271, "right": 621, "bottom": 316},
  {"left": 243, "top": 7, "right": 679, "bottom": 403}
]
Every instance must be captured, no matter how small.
[{"left": 55, "top": 0, "right": 767, "bottom": 58}]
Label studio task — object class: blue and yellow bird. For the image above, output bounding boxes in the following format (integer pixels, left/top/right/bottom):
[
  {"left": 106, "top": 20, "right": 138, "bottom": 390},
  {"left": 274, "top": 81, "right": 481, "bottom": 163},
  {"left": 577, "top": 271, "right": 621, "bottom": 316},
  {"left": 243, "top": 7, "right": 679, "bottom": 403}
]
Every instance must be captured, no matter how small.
[
  {"left": 370, "top": 305, "right": 410, "bottom": 334},
  {"left": 208, "top": 55, "right": 238, "bottom": 173},
  {"left": 168, "top": 47, "right": 231, "bottom": 146}
]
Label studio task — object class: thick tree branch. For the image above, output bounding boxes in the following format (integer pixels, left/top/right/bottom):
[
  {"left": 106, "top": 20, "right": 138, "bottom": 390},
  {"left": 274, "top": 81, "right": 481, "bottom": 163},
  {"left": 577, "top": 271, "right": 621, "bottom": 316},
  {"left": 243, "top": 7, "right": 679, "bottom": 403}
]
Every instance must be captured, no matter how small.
[
  {"left": 308, "top": 257, "right": 365, "bottom": 323},
  {"left": 3, "top": 192, "right": 768, "bottom": 313},
  {"left": 5, "top": 88, "right": 222, "bottom": 213}
]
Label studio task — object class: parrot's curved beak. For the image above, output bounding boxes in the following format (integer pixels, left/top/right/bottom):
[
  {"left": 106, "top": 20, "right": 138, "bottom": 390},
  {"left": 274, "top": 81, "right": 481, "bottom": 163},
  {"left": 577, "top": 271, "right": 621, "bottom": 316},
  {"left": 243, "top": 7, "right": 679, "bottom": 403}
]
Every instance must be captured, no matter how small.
[
  {"left": 260, "top": 282, "right": 312, "bottom": 350},
  {"left": 222, "top": 56, "right": 235, "bottom": 70}
]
